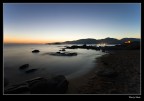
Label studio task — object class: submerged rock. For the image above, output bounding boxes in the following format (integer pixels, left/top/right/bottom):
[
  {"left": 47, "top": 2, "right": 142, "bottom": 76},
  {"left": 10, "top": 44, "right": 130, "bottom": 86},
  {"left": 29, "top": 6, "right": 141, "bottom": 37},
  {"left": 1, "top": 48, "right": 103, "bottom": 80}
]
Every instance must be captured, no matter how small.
[
  {"left": 32, "top": 50, "right": 40, "bottom": 53},
  {"left": 59, "top": 48, "right": 66, "bottom": 51},
  {"left": 19, "top": 64, "right": 29, "bottom": 69},
  {"left": 25, "top": 69, "right": 38, "bottom": 73}
]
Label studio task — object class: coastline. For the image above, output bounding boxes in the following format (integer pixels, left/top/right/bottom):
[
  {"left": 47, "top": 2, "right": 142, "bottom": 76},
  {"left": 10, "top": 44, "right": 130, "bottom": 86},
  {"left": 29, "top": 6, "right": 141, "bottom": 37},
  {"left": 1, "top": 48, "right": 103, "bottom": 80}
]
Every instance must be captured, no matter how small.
[{"left": 67, "top": 50, "right": 140, "bottom": 94}]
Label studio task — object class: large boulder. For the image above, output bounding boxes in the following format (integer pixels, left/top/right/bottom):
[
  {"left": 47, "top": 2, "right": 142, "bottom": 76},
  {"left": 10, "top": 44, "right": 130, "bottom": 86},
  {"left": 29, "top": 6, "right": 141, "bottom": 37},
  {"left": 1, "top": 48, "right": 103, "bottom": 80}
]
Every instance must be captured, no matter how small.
[
  {"left": 29, "top": 75, "right": 69, "bottom": 94},
  {"left": 4, "top": 75, "right": 69, "bottom": 94},
  {"left": 52, "top": 75, "right": 69, "bottom": 93}
]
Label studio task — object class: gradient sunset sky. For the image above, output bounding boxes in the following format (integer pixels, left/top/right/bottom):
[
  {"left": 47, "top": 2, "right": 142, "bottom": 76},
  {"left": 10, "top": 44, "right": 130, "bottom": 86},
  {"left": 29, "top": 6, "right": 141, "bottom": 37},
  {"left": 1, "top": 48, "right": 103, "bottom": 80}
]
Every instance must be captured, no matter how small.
[{"left": 3, "top": 3, "right": 141, "bottom": 44}]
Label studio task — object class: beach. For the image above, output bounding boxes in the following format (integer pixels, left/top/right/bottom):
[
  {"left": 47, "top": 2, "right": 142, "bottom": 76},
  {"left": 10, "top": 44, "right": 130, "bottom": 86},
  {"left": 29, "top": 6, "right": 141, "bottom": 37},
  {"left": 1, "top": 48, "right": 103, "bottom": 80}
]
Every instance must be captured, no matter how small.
[{"left": 67, "top": 50, "right": 140, "bottom": 94}]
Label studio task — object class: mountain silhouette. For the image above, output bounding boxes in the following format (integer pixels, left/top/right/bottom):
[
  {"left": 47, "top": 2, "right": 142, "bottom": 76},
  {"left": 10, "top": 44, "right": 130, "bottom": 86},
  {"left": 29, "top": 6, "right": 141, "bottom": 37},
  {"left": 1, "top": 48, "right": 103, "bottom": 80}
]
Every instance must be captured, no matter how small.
[{"left": 46, "top": 37, "right": 140, "bottom": 44}]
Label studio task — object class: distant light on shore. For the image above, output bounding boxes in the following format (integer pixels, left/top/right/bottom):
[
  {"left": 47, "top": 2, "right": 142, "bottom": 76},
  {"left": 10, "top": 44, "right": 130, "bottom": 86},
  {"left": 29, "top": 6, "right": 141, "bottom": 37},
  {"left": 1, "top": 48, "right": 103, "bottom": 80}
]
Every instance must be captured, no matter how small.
[{"left": 125, "top": 41, "right": 131, "bottom": 44}]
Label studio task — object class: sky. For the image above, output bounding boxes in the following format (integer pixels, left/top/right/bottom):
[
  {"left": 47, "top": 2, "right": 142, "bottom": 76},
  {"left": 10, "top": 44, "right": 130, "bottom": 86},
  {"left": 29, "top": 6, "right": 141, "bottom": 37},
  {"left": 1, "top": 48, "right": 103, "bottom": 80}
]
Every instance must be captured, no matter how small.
[{"left": 3, "top": 3, "right": 141, "bottom": 44}]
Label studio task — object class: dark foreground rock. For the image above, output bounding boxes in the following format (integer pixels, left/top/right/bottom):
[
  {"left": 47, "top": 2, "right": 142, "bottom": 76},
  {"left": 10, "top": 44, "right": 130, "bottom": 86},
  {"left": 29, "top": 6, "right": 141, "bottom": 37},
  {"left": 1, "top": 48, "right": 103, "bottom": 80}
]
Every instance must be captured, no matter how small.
[
  {"left": 4, "top": 84, "right": 29, "bottom": 94},
  {"left": 32, "top": 50, "right": 40, "bottom": 53},
  {"left": 4, "top": 75, "right": 69, "bottom": 94},
  {"left": 19, "top": 64, "right": 29, "bottom": 70}
]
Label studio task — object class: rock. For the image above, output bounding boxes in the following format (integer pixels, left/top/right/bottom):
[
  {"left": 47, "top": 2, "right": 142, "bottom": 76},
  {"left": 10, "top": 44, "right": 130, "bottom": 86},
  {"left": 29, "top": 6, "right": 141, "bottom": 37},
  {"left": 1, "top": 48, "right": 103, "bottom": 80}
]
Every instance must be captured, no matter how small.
[
  {"left": 19, "top": 64, "right": 29, "bottom": 69},
  {"left": 29, "top": 75, "right": 69, "bottom": 94},
  {"left": 83, "top": 44, "right": 87, "bottom": 47},
  {"left": 66, "top": 45, "right": 78, "bottom": 49},
  {"left": 52, "top": 75, "right": 69, "bottom": 93},
  {"left": 4, "top": 75, "right": 69, "bottom": 94},
  {"left": 97, "top": 69, "right": 118, "bottom": 78},
  {"left": 4, "top": 78, "right": 44, "bottom": 94},
  {"left": 69, "top": 52, "right": 77, "bottom": 56},
  {"left": 29, "top": 78, "right": 56, "bottom": 94},
  {"left": 32, "top": 50, "right": 40, "bottom": 53},
  {"left": 61, "top": 48, "right": 66, "bottom": 51},
  {"left": 62, "top": 49, "right": 66, "bottom": 51},
  {"left": 25, "top": 69, "right": 38, "bottom": 73},
  {"left": 4, "top": 84, "right": 29, "bottom": 94},
  {"left": 26, "top": 77, "right": 45, "bottom": 85},
  {"left": 50, "top": 52, "right": 77, "bottom": 56},
  {"left": 56, "top": 52, "right": 61, "bottom": 54}
]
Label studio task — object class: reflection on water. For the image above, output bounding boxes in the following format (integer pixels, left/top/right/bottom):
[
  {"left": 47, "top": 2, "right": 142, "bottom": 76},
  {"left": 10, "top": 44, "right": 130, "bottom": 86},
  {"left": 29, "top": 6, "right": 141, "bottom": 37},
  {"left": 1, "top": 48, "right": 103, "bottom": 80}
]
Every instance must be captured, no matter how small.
[{"left": 4, "top": 44, "right": 105, "bottom": 87}]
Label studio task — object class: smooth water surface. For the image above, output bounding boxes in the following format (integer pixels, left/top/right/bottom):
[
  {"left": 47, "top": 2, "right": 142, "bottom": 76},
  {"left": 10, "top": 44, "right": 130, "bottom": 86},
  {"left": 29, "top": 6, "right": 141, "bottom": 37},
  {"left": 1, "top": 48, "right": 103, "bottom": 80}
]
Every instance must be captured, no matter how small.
[{"left": 4, "top": 44, "right": 106, "bottom": 87}]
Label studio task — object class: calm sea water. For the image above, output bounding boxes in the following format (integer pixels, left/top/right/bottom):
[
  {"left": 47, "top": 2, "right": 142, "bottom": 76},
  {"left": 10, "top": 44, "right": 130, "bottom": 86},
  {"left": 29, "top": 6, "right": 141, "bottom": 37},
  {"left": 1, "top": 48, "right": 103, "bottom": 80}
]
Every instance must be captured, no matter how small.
[{"left": 4, "top": 44, "right": 106, "bottom": 87}]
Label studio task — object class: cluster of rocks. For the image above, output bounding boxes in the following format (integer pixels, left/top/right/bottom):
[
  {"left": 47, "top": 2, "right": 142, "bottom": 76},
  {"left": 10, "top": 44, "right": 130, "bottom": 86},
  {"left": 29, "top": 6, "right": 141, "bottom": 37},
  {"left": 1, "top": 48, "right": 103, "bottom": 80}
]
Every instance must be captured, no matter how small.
[
  {"left": 65, "top": 44, "right": 105, "bottom": 52},
  {"left": 65, "top": 42, "right": 140, "bottom": 52},
  {"left": 31, "top": 48, "right": 78, "bottom": 56},
  {"left": 48, "top": 47, "right": 78, "bottom": 56},
  {"left": 50, "top": 51, "right": 77, "bottom": 56},
  {"left": 66, "top": 44, "right": 100, "bottom": 50},
  {"left": 4, "top": 75, "right": 69, "bottom": 94}
]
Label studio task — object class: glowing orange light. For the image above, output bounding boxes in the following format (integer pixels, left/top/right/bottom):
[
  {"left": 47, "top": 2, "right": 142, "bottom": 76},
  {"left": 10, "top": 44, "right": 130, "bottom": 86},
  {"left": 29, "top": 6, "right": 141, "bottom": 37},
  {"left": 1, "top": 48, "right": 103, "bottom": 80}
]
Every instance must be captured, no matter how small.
[{"left": 124, "top": 41, "right": 131, "bottom": 44}]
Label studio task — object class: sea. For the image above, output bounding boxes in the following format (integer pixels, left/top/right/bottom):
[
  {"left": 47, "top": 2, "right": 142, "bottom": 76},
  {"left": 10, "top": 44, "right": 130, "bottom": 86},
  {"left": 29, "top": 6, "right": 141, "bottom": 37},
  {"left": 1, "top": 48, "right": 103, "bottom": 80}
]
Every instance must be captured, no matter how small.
[{"left": 4, "top": 44, "right": 111, "bottom": 88}]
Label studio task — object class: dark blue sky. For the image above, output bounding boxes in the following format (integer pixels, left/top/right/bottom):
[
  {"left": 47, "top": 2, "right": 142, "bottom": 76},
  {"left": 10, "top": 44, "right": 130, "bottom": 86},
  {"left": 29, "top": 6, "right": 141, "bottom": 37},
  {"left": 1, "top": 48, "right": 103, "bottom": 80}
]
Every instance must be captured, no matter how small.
[{"left": 3, "top": 3, "right": 141, "bottom": 43}]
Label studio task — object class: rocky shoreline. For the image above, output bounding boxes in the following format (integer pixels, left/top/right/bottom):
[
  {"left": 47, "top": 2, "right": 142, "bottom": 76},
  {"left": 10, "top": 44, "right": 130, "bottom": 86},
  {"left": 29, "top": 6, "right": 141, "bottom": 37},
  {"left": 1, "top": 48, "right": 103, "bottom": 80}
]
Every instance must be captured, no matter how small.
[{"left": 67, "top": 50, "right": 140, "bottom": 94}]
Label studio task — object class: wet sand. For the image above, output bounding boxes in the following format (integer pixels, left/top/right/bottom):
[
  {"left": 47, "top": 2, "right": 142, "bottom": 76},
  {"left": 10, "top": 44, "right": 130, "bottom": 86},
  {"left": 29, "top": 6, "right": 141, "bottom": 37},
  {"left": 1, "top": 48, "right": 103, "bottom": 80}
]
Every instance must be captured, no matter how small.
[{"left": 67, "top": 50, "right": 140, "bottom": 94}]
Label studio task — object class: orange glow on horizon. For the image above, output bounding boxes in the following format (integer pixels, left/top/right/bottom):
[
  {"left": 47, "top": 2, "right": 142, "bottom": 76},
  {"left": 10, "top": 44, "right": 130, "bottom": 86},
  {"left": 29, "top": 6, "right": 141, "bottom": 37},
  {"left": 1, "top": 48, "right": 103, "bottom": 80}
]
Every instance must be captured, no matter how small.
[{"left": 4, "top": 37, "right": 64, "bottom": 44}]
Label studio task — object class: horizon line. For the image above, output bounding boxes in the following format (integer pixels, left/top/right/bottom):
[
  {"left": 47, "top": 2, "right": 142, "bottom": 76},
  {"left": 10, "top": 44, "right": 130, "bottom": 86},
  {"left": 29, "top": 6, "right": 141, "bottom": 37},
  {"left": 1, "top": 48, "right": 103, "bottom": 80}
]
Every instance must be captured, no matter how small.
[{"left": 4, "top": 37, "right": 141, "bottom": 44}]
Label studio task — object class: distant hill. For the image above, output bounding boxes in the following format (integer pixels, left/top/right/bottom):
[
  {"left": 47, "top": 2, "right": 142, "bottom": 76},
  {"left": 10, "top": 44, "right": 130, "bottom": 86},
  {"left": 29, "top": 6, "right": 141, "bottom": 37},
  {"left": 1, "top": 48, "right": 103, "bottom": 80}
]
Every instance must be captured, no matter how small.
[
  {"left": 98, "top": 37, "right": 121, "bottom": 44},
  {"left": 46, "top": 37, "right": 140, "bottom": 44},
  {"left": 63, "top": 38, "right": 97, "bottom": 44}
]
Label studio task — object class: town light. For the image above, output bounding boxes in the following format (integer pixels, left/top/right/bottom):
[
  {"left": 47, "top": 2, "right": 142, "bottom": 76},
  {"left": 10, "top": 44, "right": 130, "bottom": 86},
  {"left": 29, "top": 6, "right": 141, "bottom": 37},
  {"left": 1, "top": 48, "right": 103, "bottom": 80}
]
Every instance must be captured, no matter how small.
[{"left": 125, "top": 41, "right": 131, "bottom": 44}]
